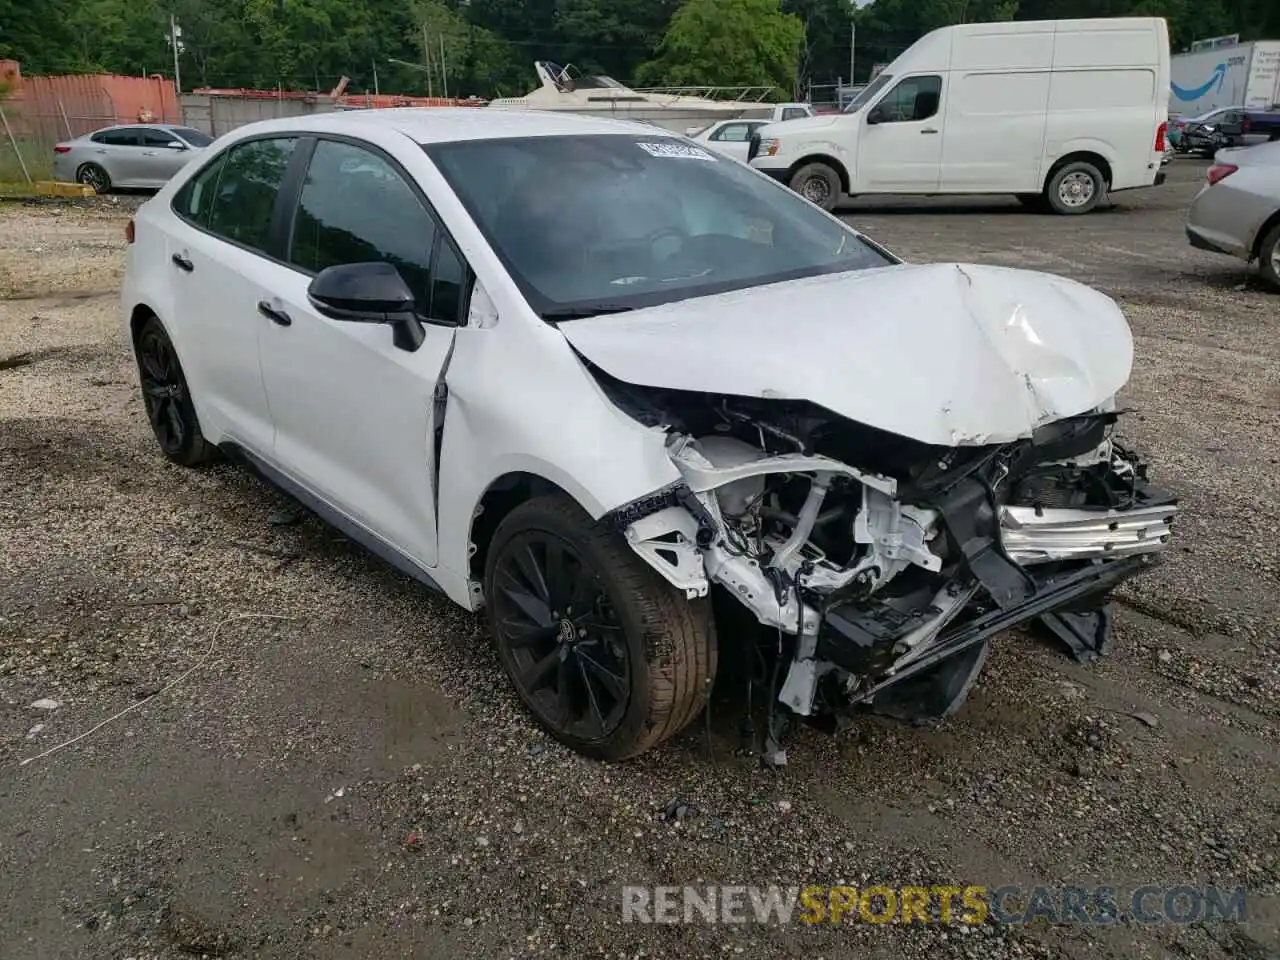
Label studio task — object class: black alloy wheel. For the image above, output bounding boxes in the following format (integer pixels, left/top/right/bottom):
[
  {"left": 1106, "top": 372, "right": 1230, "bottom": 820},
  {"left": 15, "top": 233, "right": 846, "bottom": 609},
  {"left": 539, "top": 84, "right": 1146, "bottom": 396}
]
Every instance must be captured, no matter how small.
[
  {"left": 134, "top": 316, "right": 217, "bottom": 466},
  {"left": 491, "top": 530, "right": 631, "bottom": 742},
  {"left": 485, "top": 494, "right": 716, "bottom": 761}
]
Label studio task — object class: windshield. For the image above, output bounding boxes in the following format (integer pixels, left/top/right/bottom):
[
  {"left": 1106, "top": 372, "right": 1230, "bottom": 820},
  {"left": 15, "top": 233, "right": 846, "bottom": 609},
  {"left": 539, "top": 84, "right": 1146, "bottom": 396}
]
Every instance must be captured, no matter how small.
[
  {"left": 426, "top": 134, "right": 894, "bottom": 319},
  {"left": 172, "top": 127, "right": 214, "bottom": 147},
  {"left": 844, "top": 74, "right": 893, "bottom": 113}
]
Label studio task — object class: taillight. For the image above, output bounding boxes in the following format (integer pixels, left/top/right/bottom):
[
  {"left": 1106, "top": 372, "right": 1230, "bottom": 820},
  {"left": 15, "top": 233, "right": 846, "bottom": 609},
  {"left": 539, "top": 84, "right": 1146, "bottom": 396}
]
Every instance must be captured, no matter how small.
[
  {"left": 53, "top": 145, "right": 71, "bottom": 154},
  {"left": 1241, "top": 115, "right": 1251, "bottom": 133},
  {"left": 1207, "top": 163, "right": 1237, "bottom": 185},
  {"left": 1154, "top": 121, "right": 1167, "bottom": 152},
  {"left": 124, "top": 219, "right": 135, "bottom": 244}
]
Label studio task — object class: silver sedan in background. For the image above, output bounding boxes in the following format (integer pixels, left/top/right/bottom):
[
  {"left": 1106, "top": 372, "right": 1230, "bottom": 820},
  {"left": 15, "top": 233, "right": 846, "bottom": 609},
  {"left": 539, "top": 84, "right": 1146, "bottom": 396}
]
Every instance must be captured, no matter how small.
[
  {"left": 1186, "top": 140, "right": 1280, "bottom": 290},
  {"left": 52, "top": 124, "right": 213, "bottom": 193}
]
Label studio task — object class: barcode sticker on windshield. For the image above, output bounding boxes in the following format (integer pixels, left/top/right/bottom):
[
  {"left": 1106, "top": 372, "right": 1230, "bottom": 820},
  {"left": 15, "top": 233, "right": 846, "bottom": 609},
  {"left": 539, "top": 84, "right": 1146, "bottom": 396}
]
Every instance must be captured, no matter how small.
[{"left": 636, "top": 141, "right": 718, "bottom": 161}]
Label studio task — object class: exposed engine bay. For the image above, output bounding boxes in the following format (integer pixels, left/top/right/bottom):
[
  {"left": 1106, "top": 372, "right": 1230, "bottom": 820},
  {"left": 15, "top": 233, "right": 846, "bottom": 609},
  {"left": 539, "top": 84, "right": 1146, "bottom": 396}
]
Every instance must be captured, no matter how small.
[{"left": 596, "top": 365, "right": 1177, "bottom": 742}]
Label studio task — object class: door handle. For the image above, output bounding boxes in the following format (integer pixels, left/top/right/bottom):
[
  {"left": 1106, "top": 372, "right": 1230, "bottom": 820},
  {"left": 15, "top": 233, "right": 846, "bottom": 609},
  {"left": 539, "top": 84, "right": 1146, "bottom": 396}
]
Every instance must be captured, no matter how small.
[
  {"left": 257, "top": 300, "right": 292, "bottom": 327},
  {"left": 171, "top": 253, "right": 194, "bottom": 272},
  {"left": 921, "top": 128, "right": 940, "bottom": 134}
]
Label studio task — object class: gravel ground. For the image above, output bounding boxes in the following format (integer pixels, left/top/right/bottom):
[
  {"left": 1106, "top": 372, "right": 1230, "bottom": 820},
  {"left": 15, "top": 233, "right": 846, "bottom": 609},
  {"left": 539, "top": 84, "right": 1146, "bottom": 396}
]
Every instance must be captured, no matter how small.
[{"left": 1, "top": 163, "right": 1278, "bottom": 960}]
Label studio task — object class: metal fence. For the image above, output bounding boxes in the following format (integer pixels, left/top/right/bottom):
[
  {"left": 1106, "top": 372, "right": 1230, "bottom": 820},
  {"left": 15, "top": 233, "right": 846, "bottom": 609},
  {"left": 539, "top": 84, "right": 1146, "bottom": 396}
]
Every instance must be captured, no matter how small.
[{"left": 0, "top": 65, "right": 180, "bottom": 183}]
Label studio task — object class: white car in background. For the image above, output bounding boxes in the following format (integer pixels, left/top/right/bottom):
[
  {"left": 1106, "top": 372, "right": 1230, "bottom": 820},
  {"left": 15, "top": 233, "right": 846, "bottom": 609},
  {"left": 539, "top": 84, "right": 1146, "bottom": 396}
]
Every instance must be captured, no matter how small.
[
  {"left": 686, "top": 104, "right": 816, "bottom": 162},
  {"left": 685, "top": 119, "right": 772, "bottom": 162},
  {"left": 120, "top": 108, "right": 1176, "bottom": 762}
]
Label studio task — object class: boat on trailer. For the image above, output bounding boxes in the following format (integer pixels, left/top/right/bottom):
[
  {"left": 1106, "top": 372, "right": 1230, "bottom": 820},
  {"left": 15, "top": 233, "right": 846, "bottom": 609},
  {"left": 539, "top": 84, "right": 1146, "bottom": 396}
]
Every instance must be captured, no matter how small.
[{"left": 486, "top": 61, "right": 782, "bottom": 133}]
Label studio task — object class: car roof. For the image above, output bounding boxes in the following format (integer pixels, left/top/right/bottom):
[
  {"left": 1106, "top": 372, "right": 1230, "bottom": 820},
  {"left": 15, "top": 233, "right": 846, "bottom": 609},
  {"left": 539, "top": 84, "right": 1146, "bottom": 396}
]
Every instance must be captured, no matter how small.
[{"left": 223, "top": 107, "right": 674, "bottom": 145}]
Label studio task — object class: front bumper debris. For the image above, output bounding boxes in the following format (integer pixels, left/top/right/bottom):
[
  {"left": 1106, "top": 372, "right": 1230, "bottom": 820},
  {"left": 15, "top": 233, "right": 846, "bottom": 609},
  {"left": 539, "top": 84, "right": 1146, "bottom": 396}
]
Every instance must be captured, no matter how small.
[
  {"left": 823, "top": 552, "right": 1157, "bottom": 711},
  {"left": 999, "top": 502, "right": 1176, "bottom": 564}
]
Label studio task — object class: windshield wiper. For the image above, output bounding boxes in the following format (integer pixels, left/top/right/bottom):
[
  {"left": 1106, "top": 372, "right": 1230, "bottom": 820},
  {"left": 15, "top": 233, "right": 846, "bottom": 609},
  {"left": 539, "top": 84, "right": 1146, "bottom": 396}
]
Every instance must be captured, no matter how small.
[{"left": 540, "top": 305, "right": 637, "bottom": 322}]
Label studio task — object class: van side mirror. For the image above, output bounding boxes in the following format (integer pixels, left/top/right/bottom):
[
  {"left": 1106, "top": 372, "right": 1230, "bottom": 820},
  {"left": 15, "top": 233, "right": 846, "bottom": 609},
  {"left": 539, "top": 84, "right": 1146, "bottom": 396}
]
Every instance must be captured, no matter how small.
[
  {"left": 308, "top": 262, "right": 425, "bottom": 351},
  {"left": 866, "top": 106, "right": 884, "bottom": 125}
]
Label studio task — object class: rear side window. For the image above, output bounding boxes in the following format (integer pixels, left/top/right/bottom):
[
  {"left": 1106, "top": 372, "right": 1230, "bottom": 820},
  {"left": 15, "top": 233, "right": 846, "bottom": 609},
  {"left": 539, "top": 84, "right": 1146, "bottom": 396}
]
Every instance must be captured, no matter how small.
[
  {"left": 782, "top": 107, "right": 809, "bottom": 121},
  {"left": 289, "top": 139, "right": 438, "bottom": 310},
  {"left": 204, "top": 138, "right": 297, "bottom": 253},
  {"left": 173, "top": 153, "right": 227, "bottom": 227}
]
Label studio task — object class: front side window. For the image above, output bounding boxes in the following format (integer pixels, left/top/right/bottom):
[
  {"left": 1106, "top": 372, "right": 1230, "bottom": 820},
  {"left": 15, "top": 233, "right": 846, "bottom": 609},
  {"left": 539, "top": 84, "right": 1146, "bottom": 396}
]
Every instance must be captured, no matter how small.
[
  {"left": 711, "top": 123, "right": 752, "bottom": 143},
  {"left": 288, "top": 139, "right": 438, "bottom": 312},
  {"left": 140, "top": 128, "right": 180, "bottom": 147},
  {"left": 92, "top": 129, "right": 139, "bottom": 146},
  {"left": 427, "top": 134, "right": 894, "bottom": 319},
  {"left": 171, "top": 127, "right": 214, "bottom": 147},
  {"left": 874, "top": 76, "right": 942, "bottom": 123},
  {"left": 205, "top": 137, "right": 297, "bottom": 253}
]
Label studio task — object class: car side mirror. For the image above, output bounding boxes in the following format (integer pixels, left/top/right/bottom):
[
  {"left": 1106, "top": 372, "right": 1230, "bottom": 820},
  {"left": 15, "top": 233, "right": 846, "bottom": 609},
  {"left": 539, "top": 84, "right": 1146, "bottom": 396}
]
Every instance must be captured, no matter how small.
[
  {"left": 307, "top": 262, "right": 425, "bottom": 351},
  {"left": 866, "top": 106, "right": 884, "bottom": 125},
  {"left": 167, "top": 141, "right": 188, "bottom": 149}
]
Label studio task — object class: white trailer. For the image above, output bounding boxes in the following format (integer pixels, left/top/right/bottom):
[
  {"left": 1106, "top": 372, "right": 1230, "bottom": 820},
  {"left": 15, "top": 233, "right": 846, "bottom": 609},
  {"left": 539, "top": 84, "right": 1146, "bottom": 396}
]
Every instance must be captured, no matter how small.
[{"left": 1170, "top": 39, "right": 1280, "bottom": 115}]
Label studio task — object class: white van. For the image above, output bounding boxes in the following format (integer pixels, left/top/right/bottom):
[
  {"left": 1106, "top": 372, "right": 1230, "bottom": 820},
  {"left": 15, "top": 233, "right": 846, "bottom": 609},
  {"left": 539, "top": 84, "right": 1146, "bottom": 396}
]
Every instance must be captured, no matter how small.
[{"left": 748, "top": 17, "right": 1171, "bottom": 214}]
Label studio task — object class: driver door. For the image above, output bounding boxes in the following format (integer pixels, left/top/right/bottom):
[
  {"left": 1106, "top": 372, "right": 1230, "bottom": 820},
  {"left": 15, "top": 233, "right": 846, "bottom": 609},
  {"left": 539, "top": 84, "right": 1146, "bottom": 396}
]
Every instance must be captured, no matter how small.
[
  {"left": 857, "top": 74, "right": 945, "bottom": 191},
  {"left": 138, "top": 127, "right": 192, "bottom": 186},
  {"left": 258, "top": 137, "right": 467, "bottom": 568}
]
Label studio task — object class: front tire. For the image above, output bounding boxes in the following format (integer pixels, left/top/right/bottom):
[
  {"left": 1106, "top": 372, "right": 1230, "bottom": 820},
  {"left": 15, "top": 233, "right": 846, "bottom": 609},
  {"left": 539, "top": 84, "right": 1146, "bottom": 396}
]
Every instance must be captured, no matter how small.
[
  {"left": 484, "top": 494, "right": 717, "bottom": 761},
  {"left": 134, "top": 316, "right": 219, "bottom": 467},
  {"left": 789, "top": 162, "right": 842, "bottom": 211},
  {"left": 76, "top": 162, "right": 111, "bottom": 194},
  {"left": 1045, "top": 160, "right": 1105, "bottom": 215}
]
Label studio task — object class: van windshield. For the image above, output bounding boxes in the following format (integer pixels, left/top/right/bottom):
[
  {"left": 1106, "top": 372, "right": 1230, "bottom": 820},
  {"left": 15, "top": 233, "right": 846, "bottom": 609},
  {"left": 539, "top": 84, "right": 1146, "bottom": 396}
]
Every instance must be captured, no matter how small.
[{"left": 844, "top": 74, "right": 892, "bottom": 113}]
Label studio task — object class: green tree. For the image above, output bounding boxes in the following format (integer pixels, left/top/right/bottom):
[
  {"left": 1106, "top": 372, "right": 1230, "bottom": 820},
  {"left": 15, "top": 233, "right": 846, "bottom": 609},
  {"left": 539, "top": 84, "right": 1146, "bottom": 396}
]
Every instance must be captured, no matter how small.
[{"left": 637, "top": 0, "right": 805, "bottom": 93}]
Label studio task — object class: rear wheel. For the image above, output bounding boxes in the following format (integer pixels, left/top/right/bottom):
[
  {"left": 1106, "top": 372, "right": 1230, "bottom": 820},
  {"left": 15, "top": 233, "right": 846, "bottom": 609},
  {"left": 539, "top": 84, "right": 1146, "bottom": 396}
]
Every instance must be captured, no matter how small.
[
  {"left": 788, "top": 162, "right": 841, "bottom": 211},
  {"left": 1258, "top": 222, "right": 1280, "bottom": 292},
  {"left": 484, "top": 494, "right": 717, "bottom": 761},
  {"left": 134, "top": 316, "right": 218, "bottom": 467},
  {"left": 76, "top": 162, "right": 110, "bottom": 194},
  {"left": 1045, "top": 160, "right": 1105, "bottom": 215}
]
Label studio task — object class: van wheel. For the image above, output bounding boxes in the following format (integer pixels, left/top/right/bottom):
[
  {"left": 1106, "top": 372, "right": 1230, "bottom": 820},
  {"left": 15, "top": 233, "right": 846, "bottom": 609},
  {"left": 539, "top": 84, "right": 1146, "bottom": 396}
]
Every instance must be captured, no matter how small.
[
  {"left": 484, "top": 494, "right": 717, "bottom": 761},
  {"left": 1046, "top": 161, "right": 1105, "bottom": 215},
  {"left": 1258, "top": 223, "right": 1280, "bottom": 292},
  {"left": 789, "top": 163, "right": 841, "bottom": 211}
]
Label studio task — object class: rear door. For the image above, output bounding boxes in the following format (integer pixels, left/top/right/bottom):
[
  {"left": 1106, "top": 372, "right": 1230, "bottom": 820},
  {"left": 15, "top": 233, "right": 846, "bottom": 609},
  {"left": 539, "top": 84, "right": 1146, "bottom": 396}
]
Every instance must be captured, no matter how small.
[
  {"left": 258, "top": 136, "right": 466, "bottom": 568},
  {"left": 165, "top": 136, "right": 301, "bottom": 455}
]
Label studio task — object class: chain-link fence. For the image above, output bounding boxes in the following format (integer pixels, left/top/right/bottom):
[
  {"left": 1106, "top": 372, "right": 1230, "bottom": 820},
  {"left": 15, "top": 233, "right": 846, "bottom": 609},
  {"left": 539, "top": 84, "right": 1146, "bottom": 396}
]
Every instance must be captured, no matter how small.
[{"left": 0, "top": 65, "right": 179, "bottom": 184}]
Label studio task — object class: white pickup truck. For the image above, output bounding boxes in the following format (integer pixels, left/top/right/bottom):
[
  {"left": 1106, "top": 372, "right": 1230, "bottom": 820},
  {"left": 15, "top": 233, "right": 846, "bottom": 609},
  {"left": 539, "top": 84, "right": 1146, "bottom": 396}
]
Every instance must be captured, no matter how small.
[{"left": 685, "top": 103, "right": 816, "bottom": 162}]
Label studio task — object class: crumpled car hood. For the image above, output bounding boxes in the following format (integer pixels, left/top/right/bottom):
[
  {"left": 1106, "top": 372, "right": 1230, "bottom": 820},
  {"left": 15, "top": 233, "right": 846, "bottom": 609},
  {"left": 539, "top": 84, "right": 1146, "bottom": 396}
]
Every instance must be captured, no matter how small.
[{"left": 560, "top": 262, "right": 1134, "bottom": 446}]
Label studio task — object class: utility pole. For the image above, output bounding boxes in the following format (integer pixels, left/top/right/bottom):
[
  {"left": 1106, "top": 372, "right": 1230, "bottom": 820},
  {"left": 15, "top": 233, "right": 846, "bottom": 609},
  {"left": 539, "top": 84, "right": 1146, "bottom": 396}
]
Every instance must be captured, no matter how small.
[
  {"left": 421, "top": 23, "right": 434, "bottom": 97},
  {"left": 439, "top": 36, "right": 448, "bottom": 98},
  {"left": 170, "top": 13, "right": 182, "bottom": 94}
]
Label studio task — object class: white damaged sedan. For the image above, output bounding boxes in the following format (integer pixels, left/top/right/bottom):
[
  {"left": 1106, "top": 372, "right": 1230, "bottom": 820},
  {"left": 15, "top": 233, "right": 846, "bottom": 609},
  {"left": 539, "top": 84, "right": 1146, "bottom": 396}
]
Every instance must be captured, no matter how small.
[{"left": 122, "top": 108, "right": 1177, "bottom": 760}]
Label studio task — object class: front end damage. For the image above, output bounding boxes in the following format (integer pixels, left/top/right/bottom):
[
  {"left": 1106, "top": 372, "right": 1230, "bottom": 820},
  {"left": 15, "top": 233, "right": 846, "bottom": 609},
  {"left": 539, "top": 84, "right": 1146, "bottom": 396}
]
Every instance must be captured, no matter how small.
[{"left": 600, "top": 379, "right": 1177, "bottom": 737}]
